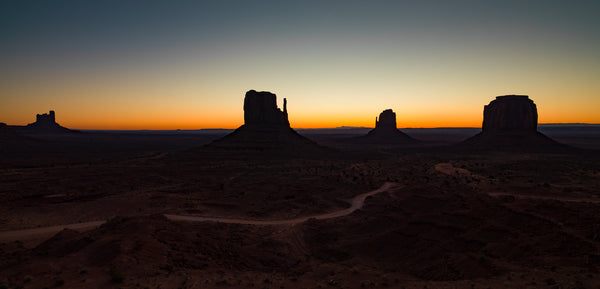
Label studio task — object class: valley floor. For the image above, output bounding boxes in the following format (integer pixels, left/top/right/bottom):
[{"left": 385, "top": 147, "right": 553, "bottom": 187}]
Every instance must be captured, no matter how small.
[{"left": 1, "top": 133, "right": 599, "bottom": 288}]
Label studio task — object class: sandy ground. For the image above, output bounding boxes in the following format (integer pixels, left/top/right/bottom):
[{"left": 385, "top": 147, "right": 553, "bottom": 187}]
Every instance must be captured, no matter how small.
[
  {"left": 1, "top": 133, "right": 599, "bottom": 289},
  {"left": 0, "top": 182, "right": 400, "bottom": 246},
  {"left": 435, "top": 162, "right": 600, "bottom": 203}
]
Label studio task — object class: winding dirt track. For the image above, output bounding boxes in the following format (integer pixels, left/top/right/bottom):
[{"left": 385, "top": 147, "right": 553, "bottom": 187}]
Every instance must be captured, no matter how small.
[
  {"left": 165, "top": 182, "right": 397, "bottom": 225},
  {"left": 0, "top": 182, "right": 399, "bottom": 243}
]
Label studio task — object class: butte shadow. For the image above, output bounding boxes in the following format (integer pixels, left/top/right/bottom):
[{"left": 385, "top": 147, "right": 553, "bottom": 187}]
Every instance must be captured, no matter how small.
[
  {"left": 204, "top": 90, "right": 331, "bottom": 157},
  {"left": 458, "top": 95, "right": 567, "bottom": 152}
]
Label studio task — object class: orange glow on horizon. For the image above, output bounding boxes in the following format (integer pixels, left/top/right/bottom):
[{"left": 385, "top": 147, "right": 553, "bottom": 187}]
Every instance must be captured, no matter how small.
[
  {"left": 2, "top": 78, "right": 598, "bottom": 130},
  {"left": 4, "top": 105, "right": 600, "bottom": 130}
]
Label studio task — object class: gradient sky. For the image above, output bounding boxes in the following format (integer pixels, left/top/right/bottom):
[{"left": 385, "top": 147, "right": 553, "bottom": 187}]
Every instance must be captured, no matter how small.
[{"left": 1, "top": 0, "right": 599, "bottom": 129}]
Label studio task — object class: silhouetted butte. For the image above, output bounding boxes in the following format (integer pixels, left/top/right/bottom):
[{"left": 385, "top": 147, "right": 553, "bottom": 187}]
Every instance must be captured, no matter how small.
[
  {"left": 460, "top": 95, "right": 564, "bottom": 150},
  {"left": 207, "top": 90, "right": 323, "bottom": 153},
  {"left": 12, "top": 110, "right": 78, "bottom": 134},
  {"left": 354, "top": 109, "right": 419, "bottom": 144}
]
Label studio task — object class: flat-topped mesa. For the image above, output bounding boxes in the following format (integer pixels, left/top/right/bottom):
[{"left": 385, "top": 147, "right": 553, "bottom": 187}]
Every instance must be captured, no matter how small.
[
  {"left": 243, "top": 90, "right": 289, "bottom": 126},
  {"left": 459, "top": 95, "right": 564, "bottom": 151},
  {"left": 482, "top": 95, "right": 537, "bottom": 132}
]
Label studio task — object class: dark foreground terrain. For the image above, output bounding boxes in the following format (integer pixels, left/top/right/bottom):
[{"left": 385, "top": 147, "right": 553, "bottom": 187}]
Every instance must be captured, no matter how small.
[{"left": 1, "top": 130, "right": 599, "bottom": 289}]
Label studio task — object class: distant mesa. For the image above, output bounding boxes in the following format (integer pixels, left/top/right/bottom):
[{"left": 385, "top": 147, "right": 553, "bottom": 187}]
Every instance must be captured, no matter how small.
[
  {"left": 0, "top": 122, "right": 26, "bottom": 141},
  {"left": 460, "top": 95, "right": 564, "bottom": 150},
  {"left": 8, "top": 110, "right": 81, "bottom": 135},
  {"left": 14, "top": 110, "right": 79, "bottom": 135},
  {"left": 482, "top": 95, "right": 537, "bottom": 132},
  {"left": 207, "top": 90, "right": 324, "bottom": 153},
  {"left": 354, "top": 109, "right": 419, "bottom": 144}
]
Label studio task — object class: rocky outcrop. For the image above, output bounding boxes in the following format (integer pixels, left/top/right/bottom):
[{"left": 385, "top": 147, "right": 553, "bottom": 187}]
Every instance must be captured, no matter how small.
[
  {"left": 208, "top": 90, "right": 325, "bottom": 154},
  {"left": 482, "top": 95, "right": 537, "bottom": 132},
  {"left": 375, "top": 109, "right": 397, "bottom": 130},
  {"left": 356, "top": 109, "right": 418, "bottom": 144},
  {"left": 244, "top": 90, "right": 289, "bottom": 126},
  {"left": 36, "top": 111, "right": 57, "bottom": 126},
  {"left": 460, "top": 95, "right": 564, "bottom": 150},
  {"left": 19, "top": 110, "right": 78, "bottom": 134}
]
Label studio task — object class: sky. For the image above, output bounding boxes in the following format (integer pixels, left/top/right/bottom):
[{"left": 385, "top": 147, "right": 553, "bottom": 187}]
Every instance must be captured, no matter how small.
[{"left": 1, "top": 0, "right": 599, "bottom": 129}]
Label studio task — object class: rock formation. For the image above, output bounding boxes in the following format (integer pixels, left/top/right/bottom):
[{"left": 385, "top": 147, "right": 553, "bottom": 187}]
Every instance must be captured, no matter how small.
[
  {"left": 208, "top": 90, "right": 324, "bottom": 154},
  {"left": 36, "top": 110, "right": 57, "bottom": 126},
  {"left": 375, "top": 109, "right": 397, "bottom": 130},
  {"left": 482, "top": 95, "right": 537, "bottom": 132},
  {"left": 244, "top": 90, "right": 289, "bottom": 126},
  {"left": 356, "top": 109, "right": 418, "bottom": 144},
  {"left": 460, "top": 95, "right": 563, "bottom": 150},
  {"left": 19, "top": 110, "right": 78, "bottom": 134},
  {"left": 27, "top": 110, "right": 78, "bottom": 134}
]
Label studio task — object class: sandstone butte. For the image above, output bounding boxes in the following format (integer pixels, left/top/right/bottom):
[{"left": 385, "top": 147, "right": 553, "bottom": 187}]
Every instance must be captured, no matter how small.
[{"left": 461, "top": 95, "right": 564, "bottom": 150}]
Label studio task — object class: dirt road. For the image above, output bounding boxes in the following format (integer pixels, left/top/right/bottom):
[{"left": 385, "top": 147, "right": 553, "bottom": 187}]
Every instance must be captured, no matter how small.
[
  {"left": 165, "top": 182, "right": 398, "bottom": 225},
  {"left": 0, "top": 182, "right": 399, "bottom": 244}
]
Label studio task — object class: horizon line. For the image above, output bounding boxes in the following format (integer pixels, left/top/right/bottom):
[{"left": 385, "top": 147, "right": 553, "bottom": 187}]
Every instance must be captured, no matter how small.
[{"left": 68, "top": 123, "right": 599, "bottom": 131}]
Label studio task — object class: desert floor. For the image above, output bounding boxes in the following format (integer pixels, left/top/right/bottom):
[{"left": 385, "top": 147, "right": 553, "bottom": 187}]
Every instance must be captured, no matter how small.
[{"left": 1, "top": 131, "right": 599, "bottom": 289}]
